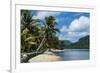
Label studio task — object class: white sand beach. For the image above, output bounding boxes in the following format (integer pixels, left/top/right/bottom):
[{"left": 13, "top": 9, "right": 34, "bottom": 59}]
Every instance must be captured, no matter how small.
[{"left": 28, "top": 52, "right": 62, "bottom": 62}]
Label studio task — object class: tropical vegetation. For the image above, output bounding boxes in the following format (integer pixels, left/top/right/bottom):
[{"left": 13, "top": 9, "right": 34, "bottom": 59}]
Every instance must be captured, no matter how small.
[{"left": 21, "top": 10, "right": 60, "bottom": 54}]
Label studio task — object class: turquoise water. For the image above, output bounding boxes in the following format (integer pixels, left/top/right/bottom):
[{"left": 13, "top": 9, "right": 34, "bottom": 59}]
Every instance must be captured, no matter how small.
[{"left": 58, "top": 49, "right": 89, "bottom": 61}]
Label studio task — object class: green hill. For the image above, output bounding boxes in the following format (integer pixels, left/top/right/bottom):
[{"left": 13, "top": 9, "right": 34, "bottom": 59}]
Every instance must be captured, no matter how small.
[
  {"left": 60, "top": 40, "right": 72, "bottom": 49},
  {"left": 67, "top": 35, "right": 90, "bottom": 49}
]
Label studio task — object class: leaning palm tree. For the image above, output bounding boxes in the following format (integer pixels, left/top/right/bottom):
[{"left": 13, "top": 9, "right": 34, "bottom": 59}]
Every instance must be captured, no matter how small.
[
  {"left": 36, "top": 16, "right": 59, "bottom": 52},
  {"left": 21, "top": 10, "right": 59, "bottom": 54}
]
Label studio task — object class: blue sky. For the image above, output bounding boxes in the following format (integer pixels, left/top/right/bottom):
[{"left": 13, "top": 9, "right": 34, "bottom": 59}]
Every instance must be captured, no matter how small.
[{"left": 32, "top": 10, "right": 90, "bottom": 43}]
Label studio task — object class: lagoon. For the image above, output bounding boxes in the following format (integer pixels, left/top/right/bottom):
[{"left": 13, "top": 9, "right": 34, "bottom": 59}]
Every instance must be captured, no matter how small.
[{"left": 57, "top": 49, "right": 89, "bottom": 61}]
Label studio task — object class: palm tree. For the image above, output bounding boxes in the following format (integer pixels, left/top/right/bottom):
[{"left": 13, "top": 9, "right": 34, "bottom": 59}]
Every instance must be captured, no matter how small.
[
  {"left": 21, "top": 10, "right": 40, "bottom": 53},
  {"left": 21, "top": 10, "right": 59, "bottom": 54},
  {"left": 21, "top": 10, "right": 61, "bottom": 63},
  {"left": 21, "top": 28, "right": 37, "bottom": 52},
  {"left": 36, "top": 16, "right": 59, "bottom": 52}
]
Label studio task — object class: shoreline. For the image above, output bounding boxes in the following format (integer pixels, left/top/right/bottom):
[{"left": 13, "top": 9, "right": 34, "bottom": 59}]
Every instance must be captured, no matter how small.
[
  {"left": 28, "top": 52, "right": 63, "bottom": 62},
  {"left": 21, "top": 49, "right": 89, "bottom": 63}
]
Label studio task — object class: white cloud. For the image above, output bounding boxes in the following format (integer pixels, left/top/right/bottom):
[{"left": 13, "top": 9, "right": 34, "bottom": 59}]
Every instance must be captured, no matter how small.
[
  {"left": 59, "top": 16, "right": 90, "bottom": 42},
  {"left": 60, "top": 16, "right": 89, "bottom": 32},
  {"left": 59, "top": 31, "right": 89, "bottom": 42},
  {"left": 68, "top": 31, "right": 89, "bottom": 37},
  {"left": 69, "top": 16, "right": 89, "bottom": 32},
  {"left": 32, "top": 11, "right": 61, "bottom": 20},
  {"left": 60, "top": 25, "right": 68, "bottom": 32}
]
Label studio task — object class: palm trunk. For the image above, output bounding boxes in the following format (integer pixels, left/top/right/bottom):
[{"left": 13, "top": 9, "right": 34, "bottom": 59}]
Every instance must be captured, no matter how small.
[{"left": 36, "top": 35, "right": 46, "bottom": 52}]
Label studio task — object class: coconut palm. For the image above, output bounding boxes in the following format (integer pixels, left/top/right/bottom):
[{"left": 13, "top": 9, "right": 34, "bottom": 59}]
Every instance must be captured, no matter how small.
[
  {"left": 21, "top": 10, "right": 60, "bottom": 54},
  {"left": 21, "top": 28, "right": 36, "bottom": 52},
  {"left": 36, "top": 16, "right": 60, "bottom": 52},
  {"left": 21, "top": 10, "right": 40, "bottom": 53}
]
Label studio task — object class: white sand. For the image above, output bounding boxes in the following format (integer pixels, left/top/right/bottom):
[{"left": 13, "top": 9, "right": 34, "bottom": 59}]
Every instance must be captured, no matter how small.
[{"left": 28, "top": 53, "right": 62, "bottom": 62}]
